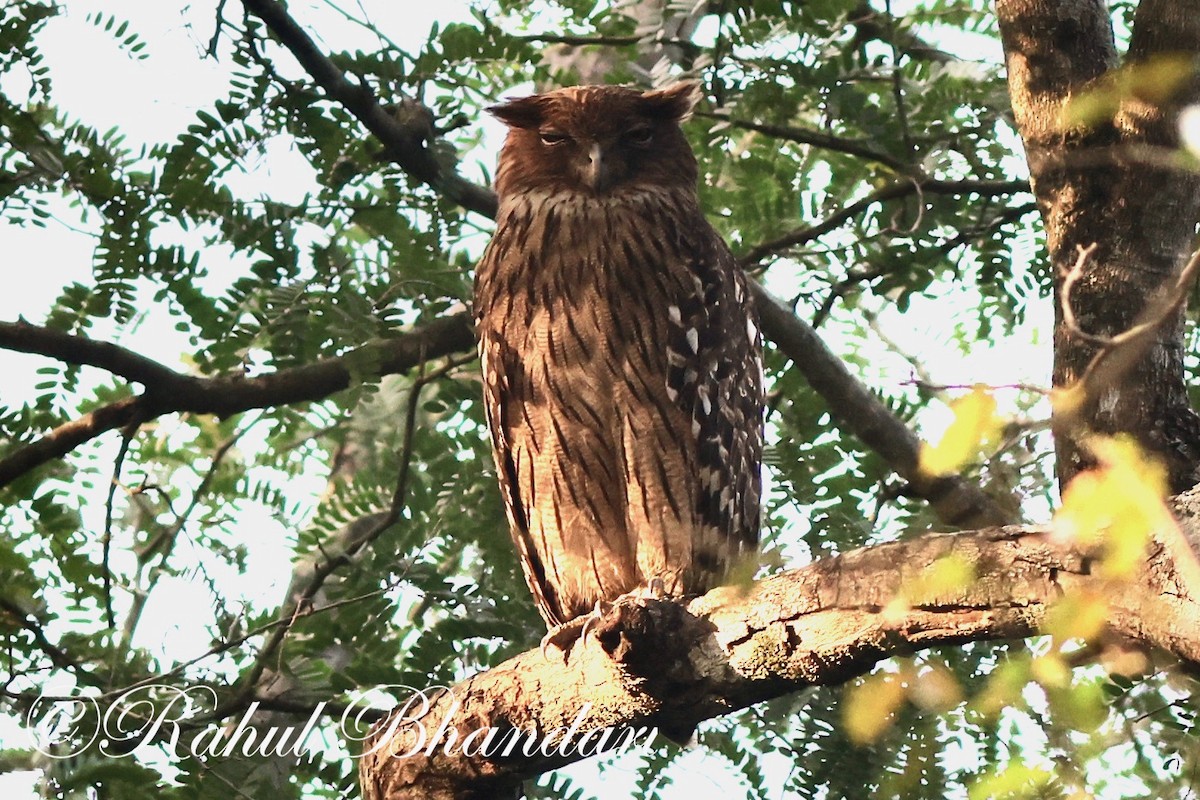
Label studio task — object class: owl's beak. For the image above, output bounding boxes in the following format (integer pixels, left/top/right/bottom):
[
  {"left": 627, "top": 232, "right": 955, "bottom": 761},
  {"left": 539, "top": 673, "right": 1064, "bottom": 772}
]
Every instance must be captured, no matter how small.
[{"left": 583, "top": 143, "right": 612, "bottom": 192}]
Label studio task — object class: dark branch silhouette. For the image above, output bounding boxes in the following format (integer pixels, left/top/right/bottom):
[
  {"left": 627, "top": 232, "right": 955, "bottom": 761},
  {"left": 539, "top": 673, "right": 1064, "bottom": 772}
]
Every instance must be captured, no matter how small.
[{"left": 0, "top": 314, "right": 474, "bottom": 488}]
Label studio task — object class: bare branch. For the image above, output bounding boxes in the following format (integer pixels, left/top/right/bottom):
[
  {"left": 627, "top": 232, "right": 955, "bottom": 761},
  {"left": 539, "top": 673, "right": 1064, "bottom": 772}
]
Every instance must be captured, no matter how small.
[
  {"left": 812, "top": 265, "right": 889, "bottom": 328},
  {"left": 0, "top": 597, "right": 94, "bottom": 682},
  {"left": 0, "top": 313, "right": 475, "bottom": 488},
  {"left": 737, "top": 178, "right": 1030, "bottom": 267},
  {"left": 517, "top": 32, "right": 695, "bottom": 51},
  {"left": 0, "top": 396, "right": 143, "bottom": 489},
  {"left": 1059, "top": 243, "right": 1111, "bottom": 347},
  {"left": 753, "top": 286, "right": 1008, "bottom": 527},
  {"left": 102, "top": 416, "right": 143, "bottom": 630},
  {"left": 239, "top": 0, "right": 497, "bottom": 218},
  {"left": 0, "top": 320, "right": 187, "bottom": 387},
  {"left": 810, "top": 201, "right": 1038, "bottom": 327},
  {"left": 697, "top": 110, "right": 908, "bottom": 171},
  {"left": 1059, "top": 244, "right": 1200, "bottom": 429}
]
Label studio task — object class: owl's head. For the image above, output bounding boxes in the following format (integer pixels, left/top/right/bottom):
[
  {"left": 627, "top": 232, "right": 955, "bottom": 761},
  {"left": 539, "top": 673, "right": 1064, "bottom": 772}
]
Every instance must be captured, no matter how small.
[{"left": 489, "top": 82, "right": 702, "bottom": 199}]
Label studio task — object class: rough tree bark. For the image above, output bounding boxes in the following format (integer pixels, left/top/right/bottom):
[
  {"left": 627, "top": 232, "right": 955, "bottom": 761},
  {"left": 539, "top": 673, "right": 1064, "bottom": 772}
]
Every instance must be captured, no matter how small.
[
  {"left": 997, "top": 0, "right": 1200, "bottom": 491},
  {"left": 358, "top": 518, "right": 1200, "bottom": 799}
]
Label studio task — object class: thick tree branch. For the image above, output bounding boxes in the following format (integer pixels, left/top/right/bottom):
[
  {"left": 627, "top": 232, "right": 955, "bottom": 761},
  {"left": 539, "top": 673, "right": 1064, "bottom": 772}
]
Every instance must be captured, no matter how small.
[
  {"left": 360, "top": 522, "right": 1200, "bottom": 799},
  {"left": 0, "top": 396, "right": 143, "bottom": 490},
  {"left": 0, "top": 321, "right": 184, "bottom": 387},
  {"left": 0, "top": 314, "right": 475, "bottom": 488}
]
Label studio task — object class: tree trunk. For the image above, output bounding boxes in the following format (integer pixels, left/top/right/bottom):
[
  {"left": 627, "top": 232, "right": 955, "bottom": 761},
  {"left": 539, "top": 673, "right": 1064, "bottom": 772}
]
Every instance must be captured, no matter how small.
[{"left": 997, "top": 0, "right": 1200, "bottom": 492}]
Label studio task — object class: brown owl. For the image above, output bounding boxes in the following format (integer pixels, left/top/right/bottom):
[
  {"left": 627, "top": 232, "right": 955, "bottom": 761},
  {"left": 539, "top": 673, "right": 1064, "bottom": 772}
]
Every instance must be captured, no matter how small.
[{"left": 474, "top": 82, "right": 764, "bottom": 639}]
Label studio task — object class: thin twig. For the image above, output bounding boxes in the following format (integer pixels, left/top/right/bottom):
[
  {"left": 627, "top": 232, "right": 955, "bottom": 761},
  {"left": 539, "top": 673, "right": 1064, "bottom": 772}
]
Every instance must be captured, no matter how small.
[
  {"left": 1075, "top": 245, "right": 1200, "bottom": 401},
  {"left": 697, "top": 110, "right": 907, "bottom": 172},
  {"left": 812, "top": 266, "right": 888, "bottom": 328},
  {"left": 239, "top": 0, "right": 496, "bottom": 217},
  {"left": 884, "top": 0, "right": 915, "bottom": 160},
  {"left": 1053, "top": 243, "right": 1200, "bottom": 446},
  {"left": 102, "top": 415, "right": 144, "bottom": 630},
  {"left": 1059, "top": 243, "right": 1109, "bottom": 346},
  {"left": 737, "top": 178, "right": 1029, "bottom": 267},
  {"left": 118, "top": 421, "right": 258, "bottom": 654},
  {"left": 0, "top": 597, "right": 96, "bottom": 684},
  {"left": 902, "top": 378, "right": 1050, "bottom": 395}
]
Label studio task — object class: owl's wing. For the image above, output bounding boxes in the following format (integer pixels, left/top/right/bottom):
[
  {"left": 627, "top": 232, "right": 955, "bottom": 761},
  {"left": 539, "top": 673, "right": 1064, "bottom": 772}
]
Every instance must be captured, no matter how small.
[
  {"left": 660, "top": 226, "right": 764, "bottom": 570},
  {"left": 477, "top": 322, "right": 564, "bottom": 625}
]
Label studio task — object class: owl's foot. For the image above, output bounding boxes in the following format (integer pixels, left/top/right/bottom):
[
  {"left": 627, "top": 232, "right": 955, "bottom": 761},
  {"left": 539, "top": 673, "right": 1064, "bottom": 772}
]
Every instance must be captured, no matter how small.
[{"left": 539, "top": 580, "right": 671, "bottom": 661}]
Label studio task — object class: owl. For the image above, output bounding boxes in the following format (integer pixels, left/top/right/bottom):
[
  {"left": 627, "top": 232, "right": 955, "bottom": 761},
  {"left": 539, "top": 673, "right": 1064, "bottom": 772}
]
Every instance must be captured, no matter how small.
[{"left": 474, "top": 82, "right": 764, "bottom": 638}]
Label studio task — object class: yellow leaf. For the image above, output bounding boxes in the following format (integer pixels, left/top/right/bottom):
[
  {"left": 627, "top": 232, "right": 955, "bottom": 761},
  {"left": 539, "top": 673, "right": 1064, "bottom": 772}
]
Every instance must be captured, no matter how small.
[
  {"left": 1050, "top": 383, "right": 1085, "bottom": 419},
  {"left": 910, "top": 662, "right": 963, "bottom": 712},
  {"left": 1043, "top": 589, "right": 1109, "bottom": 644},
  {"left": 1181, "top": 106, "right": 1200, "bottom": 158},
  {"left": 1062, "top": 54, "right": 1195, "bottom": 129},
  {"left": 917, "top": 553, "right": 976, "bottom": 598},
  {"left": 1099, "top": 642, "right": 1149, "bottom": 678},
  {"left": 881, "top": 595, "right": 910, "bottom": 625},
  {"left": 885, "top": 554, "right": 977, "bottom": 623},
  {"left": 1053, "top": 435, "right": 1175, "bottom": 577},
  {"left": 969, "top": 762, "right": 1055, "bottom": 800},
  {"left": 844, "top": 672, "right": 906, "bottom": 744},
  {"left": 1031, "top": 653, "right": 1070, "bottom": 688},
  {"left": 1052, "top": 678, "right": 1108, "bottom": 732},
  {"left": 919, "top": 386, "right": 1004, "bottom": 477},
  {"left": 973, "top": 658, "right": 1030, "bottom": 717}
]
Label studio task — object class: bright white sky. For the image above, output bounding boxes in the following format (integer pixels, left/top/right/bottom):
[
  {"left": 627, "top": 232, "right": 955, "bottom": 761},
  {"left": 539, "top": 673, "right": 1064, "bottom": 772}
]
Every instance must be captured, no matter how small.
[{"left": 0, "top": 2, "right": 1056, "bottom": 797}]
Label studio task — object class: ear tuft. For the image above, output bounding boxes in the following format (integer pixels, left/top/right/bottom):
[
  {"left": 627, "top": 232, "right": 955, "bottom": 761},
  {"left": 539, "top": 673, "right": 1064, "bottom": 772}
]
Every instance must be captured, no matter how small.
[
  {"left": 488, "top": 95, "right": 550, "bottom": 130},
  {"left": 641, "top": 81, "right": 702, "bottom": 122}
]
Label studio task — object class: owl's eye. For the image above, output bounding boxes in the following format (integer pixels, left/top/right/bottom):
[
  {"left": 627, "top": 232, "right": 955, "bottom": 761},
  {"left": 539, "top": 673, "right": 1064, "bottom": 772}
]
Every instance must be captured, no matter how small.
[
  {"left": 624, "top": 126, "right": 654, "bottom": 146},
  {"left": 539, "top": 130, "right": 570, "bottom": 146}
]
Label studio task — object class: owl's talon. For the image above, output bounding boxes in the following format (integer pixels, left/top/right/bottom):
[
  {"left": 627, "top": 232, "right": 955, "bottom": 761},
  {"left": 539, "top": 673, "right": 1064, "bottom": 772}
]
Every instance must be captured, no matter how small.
[
  {"left": 578, "top": 599, "right": 610, "bottom": 644},
  {"left": 539, "top": 601, "right": 610, "bottom": 661},
  {"left": 539, "top": 615, "right": 590, "bottom": 661}
]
